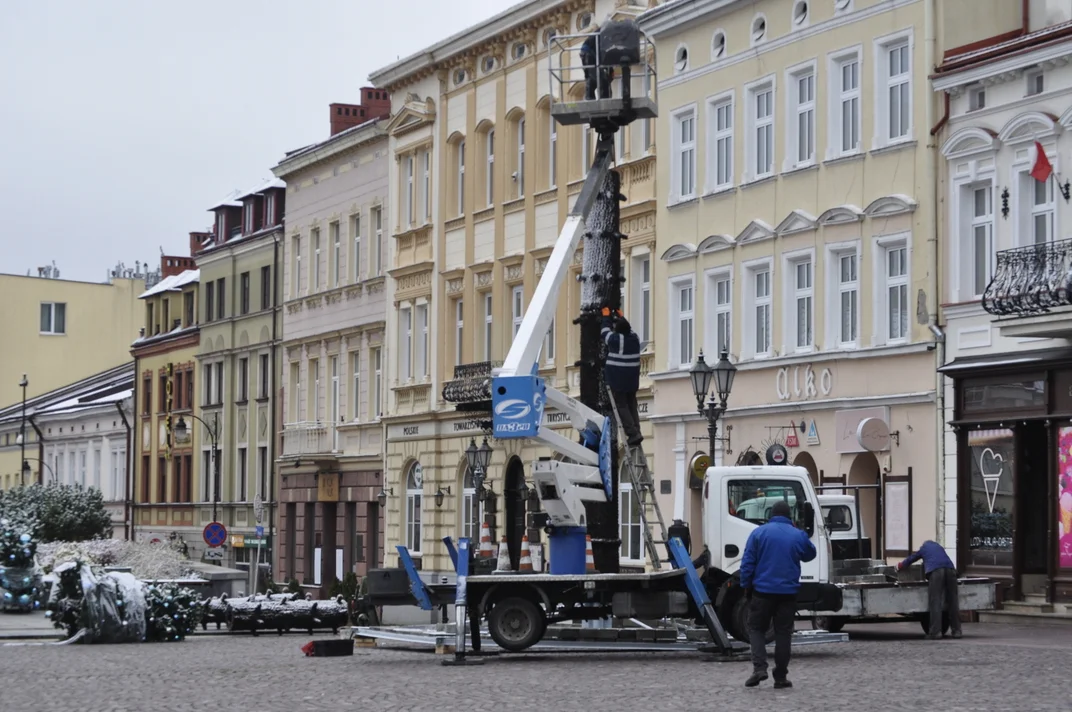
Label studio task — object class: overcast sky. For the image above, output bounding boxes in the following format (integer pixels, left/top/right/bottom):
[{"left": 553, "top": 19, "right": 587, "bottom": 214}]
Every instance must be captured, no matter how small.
[{"left": 0, "top": 0, "right": 514, "bottom": 282}]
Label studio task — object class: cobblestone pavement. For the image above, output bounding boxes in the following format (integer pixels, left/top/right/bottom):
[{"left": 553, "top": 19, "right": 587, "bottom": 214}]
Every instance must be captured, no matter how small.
[{"left": 1, "top": 622, "right": 1069, "bottom": 712}]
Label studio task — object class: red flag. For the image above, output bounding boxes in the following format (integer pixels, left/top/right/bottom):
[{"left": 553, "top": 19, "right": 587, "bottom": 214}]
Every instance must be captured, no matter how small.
[{"left": 1031, "top": 141, "right": 1053, "bottom": 182}]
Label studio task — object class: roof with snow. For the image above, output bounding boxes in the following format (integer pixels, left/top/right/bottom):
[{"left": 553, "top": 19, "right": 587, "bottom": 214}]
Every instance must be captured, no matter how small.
[
  {"left": 138, "top": 269, "right": 199, "bottom": 299},
  {"left": 235, "top": 177, "right": 286, "bottom": 202},
  {"left": 0, "top": 362, "right": 134, "bottom": 426}
]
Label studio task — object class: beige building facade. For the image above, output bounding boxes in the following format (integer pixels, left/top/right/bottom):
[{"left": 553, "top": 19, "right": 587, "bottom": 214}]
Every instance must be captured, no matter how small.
[
  {"left": 371, "top": 0, "right": 659, "bottom": 576},
  {"left": 272, "top": 93, "right": 391, "bottom": 595},
  {"left": 640, "top": 0, "right": 1017, "bottom": 561}
]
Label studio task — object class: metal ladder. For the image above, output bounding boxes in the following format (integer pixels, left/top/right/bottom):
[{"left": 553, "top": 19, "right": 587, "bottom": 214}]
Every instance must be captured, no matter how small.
[{"left": 606, "top": 387, "right": 669, "bottom": 570}]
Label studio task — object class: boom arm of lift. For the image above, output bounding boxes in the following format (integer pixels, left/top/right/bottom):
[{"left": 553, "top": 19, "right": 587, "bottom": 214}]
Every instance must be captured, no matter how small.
[{"left": 490, "top": 138, "right": 617, "bottom": 525}]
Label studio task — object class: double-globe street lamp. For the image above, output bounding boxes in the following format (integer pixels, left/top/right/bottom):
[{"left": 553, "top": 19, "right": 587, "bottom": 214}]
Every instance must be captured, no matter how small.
[
  {"left": 465, "top": 436, "right": 494, "bottom": 501},
  {"left": 689, "top": 350, "right": 737, "bottom": 461},
  {"left": 174, "top": 413, "right": 221, "bottom": 523}
]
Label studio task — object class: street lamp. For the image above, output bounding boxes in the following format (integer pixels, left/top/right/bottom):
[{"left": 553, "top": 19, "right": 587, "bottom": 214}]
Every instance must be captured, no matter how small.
[
  {"left": 689, "top": 350, "right": 737, "bottom": 459},
  {"left": 175, "top": 413, "right": 220, "bottom": 523},
  {"left": 434, "top": 486, "right": 452, "bottom": 508},
  {"left": 376, "top": 487, "right": 392, "bottom": 508},
  {"left": 21, "top": 457, "right": 55, "bottom": 484},
  {"left": 465, "top": 437, "right": 493, "bottom": 501},
  {"left": 18, "top": 375, "right": 28, "bottom": 486}
]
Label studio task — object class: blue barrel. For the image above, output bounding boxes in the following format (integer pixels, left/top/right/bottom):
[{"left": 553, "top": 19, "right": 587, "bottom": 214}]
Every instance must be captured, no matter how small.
[{"left": 549, "top": 527, "right": 589, "bottom": 575}]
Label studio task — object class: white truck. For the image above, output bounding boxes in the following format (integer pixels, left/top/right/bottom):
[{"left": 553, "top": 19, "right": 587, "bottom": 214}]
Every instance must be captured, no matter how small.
[{"left": 697, "top": 469, "right": 995, "bottom": 639}]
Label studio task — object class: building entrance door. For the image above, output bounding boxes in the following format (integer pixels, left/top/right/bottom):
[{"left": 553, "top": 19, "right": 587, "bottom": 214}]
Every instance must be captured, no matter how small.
[{"left": 1018, "top": 422, "right": 1049, "bottom": 598}]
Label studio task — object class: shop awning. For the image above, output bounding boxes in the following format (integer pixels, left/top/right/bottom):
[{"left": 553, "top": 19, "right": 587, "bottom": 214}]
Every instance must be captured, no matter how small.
[{"left": 938, "top": 346, "right": 1072, "bottom": 375}]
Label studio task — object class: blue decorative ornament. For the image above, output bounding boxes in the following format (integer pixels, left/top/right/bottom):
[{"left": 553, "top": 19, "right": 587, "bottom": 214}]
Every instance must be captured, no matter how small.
[
  {"left": 18, "top": 594, "right": 29, "bottom": 606},
  {"left": 19, "top": 534, "right": 30, "bottom": 543},
  {"left": 2, "top": 592, "right": 11, "bottom": 600}
]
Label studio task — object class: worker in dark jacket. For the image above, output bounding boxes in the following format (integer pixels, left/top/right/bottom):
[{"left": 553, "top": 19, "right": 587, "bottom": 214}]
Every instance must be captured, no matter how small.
[
  {"left": 600, "top": 308, "right": 641, "bottom": 446},
  {"left": 898, "top": 540, "right": 962, "bottom": 639},
  {"left": 739, "top": 500, "right": 817, "bottom": 689},
  {"left": 580, "top": 22, "right": 612, "bottom": 100}
]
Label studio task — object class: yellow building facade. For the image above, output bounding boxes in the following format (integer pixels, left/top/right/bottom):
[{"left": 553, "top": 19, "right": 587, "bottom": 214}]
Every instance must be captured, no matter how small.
[
  {"left": 371, "top": 0, "right": 660, "bottom": 576},
  {"left": 640, "top": 0, "right": 1018, "bottom": 559},
  {"left": 131, "top": 261, "right": 201, "bottom": 547}
]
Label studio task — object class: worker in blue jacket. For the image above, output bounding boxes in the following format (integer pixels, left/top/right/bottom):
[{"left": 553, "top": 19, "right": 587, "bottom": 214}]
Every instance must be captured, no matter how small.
[
  {"left": 897, "top": 540, "right": 962, "bottom": 640},
  {"left": 739, "top": 500, "right": 817, "bottom": 689},
  {"left": 580, "top": 22, "right": 612, "bottom": 100},
  {"left": 601, "top": 308, "right": 642, "bottom": 447}
]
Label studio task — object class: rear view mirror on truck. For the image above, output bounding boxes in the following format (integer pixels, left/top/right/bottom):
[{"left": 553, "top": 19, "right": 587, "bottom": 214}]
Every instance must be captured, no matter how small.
[{"left": 803, "top": 501, "right": 816, "bottom": 537}]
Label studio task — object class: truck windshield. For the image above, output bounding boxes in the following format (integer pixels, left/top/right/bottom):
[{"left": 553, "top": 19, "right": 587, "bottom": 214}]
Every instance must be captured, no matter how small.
[{"left": 727, "top": 479, "right": 808, "bottom": 527}]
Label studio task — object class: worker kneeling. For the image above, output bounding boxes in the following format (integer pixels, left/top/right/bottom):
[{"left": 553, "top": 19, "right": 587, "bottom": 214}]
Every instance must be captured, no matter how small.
[
  {"left": 739, "top": 501, "right": 817, "bottom": 689},
  {"left": 601, "top": 308, "right": 642, "bottom": 448}
]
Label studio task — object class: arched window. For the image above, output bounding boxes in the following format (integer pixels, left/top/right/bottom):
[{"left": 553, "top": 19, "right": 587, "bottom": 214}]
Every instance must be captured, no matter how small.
[
  {"left": 406, "top": 461, "right": 423, "bottom": 553},
  {"left": 674, "top": 45, "right": 689, "bottom": 74},
  {"left": 461, "top": 466, "right": 482, "bottom": 540}
]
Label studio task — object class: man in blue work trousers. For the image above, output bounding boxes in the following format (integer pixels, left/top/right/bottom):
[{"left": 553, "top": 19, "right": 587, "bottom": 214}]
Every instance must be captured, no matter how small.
[
  {"left": 739, "top": 500, "right": 816, "bottom": 689},
  {"left": 897, "top": 540, "right": 962, "bottom": 640},
  {"left": 600, "top": 308, "right": 642, "bottom": 447}
]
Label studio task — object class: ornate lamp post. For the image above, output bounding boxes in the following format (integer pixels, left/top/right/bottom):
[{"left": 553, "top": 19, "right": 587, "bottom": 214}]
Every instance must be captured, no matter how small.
[
  {"left": 17, "top": 375, "right": 28, "bottom": 486},
  {"left": 689, "top": 350, "right": 737, "bottom": 459},
  {"left": 175, "top": 414, "right": 220, "bottom": 523},
  {"left": 465, "top": 436, "right": 494, "bottom": 501}
]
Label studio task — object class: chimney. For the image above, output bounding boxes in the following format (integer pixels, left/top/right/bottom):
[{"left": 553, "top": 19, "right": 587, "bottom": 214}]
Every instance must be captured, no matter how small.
[
  {"left": 189, "top": 231, "right": 211, "bottom": 256},
  {"left": 329, "top": 86, "right": 392, "bottom": 136}
]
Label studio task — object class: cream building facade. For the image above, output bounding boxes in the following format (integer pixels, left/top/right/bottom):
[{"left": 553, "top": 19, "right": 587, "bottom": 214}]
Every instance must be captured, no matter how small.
[
  {"left": 194, "top": 182, "right": 284, "bottom": 568},
  {"left": 272, "top": 96, "right": 391, "bottom": 595},
  {"left": 640, "top": 0, "right": 1018, "bottom": 561},
  {"left": 370, "top": 0, "right": 659, "bottom": 577},
  {"left": 932, "top": 5, "right": 1072, "bottom": 603}
]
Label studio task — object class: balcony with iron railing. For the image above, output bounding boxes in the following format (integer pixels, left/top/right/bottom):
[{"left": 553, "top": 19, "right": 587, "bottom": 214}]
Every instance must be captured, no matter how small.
[
  {"left": 281, "top": 421, "right": 338, "bottom": 458},
  {"left": 982, "top": 237, "right": 1072, "bottom": 338}
]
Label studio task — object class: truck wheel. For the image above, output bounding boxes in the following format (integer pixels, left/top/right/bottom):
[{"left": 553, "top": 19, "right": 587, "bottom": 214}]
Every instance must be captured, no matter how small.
[
  {"left": 811, "top": 616, "right": 846, "bottom": 633},
  {"left": 918, "top": 613, "right": 950, "bottom": 636},
  {"left": 728, "top": 597, "right": 774, "bottom": 644},
  {"left": 488, "top": 597, "right": 546, "bottom": 652}
]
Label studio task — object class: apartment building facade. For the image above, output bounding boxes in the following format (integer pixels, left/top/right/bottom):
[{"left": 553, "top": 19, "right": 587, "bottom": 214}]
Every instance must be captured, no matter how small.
[
  {"left": 193, "top": 181, "right": 284, "bottom": 568},
  {"left": 640, "top": 0, "right": 1016, "bottom": 561},
  {"left": 933, "top": 5, "right": 1072, "bottom": 603},
  {"left": 131, "top": 250, "right": 202, "bottom": 548},
  {"left": 370, "top": 0, "right": 659, "bottom": 577},
  {"left": 272, "top": 90, "right": 391, "bottom": 595}
]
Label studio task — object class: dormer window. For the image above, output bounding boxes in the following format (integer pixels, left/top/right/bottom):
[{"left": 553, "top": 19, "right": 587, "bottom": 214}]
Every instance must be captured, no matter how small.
[
  {"left": 216, "top": 213, "right": 226, "bottom": 241},
  {"left": 481, "top": 56, "right": 496, "bottom": 74},
  {"left": 454, "top": 69, "right": 466, "bottom": 86},
  {"left": 512, "top": 43, "right": 527, "bottom": 60},
  {"left": 244, "top": 202, "right": 255, "bottom": 234},
  {"left": 265, "top": 192, "right": 276, "bottom": 226}
]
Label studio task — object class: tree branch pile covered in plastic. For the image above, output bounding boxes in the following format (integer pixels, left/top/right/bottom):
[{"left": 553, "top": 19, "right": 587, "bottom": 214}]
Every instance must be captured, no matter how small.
[{"left": 0, "top": 516, "right": 43, "bottom": 612}]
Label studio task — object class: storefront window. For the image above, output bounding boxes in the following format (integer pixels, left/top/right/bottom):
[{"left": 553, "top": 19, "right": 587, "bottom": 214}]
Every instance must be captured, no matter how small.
[
  {"left": 1057, "top": 428, "right": 1072, "bottom": 569},
  {"left": 727, "top": 479, "right": 808, "bottom": 527},
  {"left": 461, "top": 467, "right": 482, "bottom": 541},
  {"left": 967, "top": 429, "right": 1015, "bottom": 568},
  {"left": 962, "top": 380, "right": 1045, "bottom": 413}
]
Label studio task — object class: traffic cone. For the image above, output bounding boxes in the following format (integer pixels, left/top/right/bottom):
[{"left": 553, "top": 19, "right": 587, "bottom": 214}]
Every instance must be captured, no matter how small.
[
  {"left": 518, "top": 535, "right": 533, "bottom": 572},
  {"left": 478, "top": 517, "right": 494, "bottom": 559},
  {"left": 496, "top": 536, "right": 512, "bottom": 571},
  {"left": 585, "top": 534, "right": 596, "bottom": 572}
]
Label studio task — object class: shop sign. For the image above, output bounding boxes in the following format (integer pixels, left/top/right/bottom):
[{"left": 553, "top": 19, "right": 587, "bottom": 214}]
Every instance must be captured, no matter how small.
[
  {"left": 231, "top": 534, "right": 245, "bottom": 548},
  {"left": 785, "top": 422, "right": 800, "bottom": 448},
  {"left": 776, "top": 364, "right": 833, "bottom": 401},
  {"left": 1057, "top": 428, "right": 1072, "bottom": 568},
  {"left": 689, "top": 452, "right": 710, "bottom": 490},
  {"left": 806, "top": 419, "right": 820, "bottom": 446},
  {"left": 317, "top": 472, "right": 340, "bottom": 502},
  {"left": 765, "top": 444, "right": 788, "bottom": 465},
  {"left": 967, "top": 429, "right": 1014, "bottom": 568},
  {"left": 835, "top": 407, "right": 889, "bottom": 454},
  {"left": 856, "top": 418, "right": 891, "bottom": 452},
  {"left": 638, "top": 401, "right": 649, "bottom": 415}
]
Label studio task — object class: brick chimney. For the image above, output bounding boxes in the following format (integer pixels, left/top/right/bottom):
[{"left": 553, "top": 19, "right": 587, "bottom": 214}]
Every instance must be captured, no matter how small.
[
  {"left": 189, "top": 231, "right": 212, "bottom": 256},
  {"left": 329, "top": 86, "right": 392, "bottom": 136}
]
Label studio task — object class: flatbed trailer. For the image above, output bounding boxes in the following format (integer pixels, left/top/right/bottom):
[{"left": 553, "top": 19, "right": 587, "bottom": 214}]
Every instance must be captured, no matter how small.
[{"left": 809, "top": 577, "right": 996, "bottom": 634}]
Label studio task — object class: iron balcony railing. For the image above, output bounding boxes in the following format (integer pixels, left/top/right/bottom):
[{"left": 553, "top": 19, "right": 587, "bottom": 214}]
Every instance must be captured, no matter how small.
[
  {"left": 442, "top": 361, "right": 500, "bottom": 422},
  {"left": 982, "top": 237, "right": 1072, "bottom": 316}
]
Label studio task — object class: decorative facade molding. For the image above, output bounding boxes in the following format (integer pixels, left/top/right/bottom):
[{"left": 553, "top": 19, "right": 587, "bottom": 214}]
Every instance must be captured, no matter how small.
[
  {"left": 697, "top": 234, "right": 735, "bottom": 253},
  {"left": 660, "top": 243, "right": 698, "bottom": 262},
  {"left": 817, "top": 205, "right": 864, "bottom": 225},
  {"left": 736, "top": 219, "right": 775, "bottom": 245},
  {"left": 863, "top": 194, "right": 918, "bottom": 217},
  {"left": 774, "top": 209, "right": 818, "bottom": 236}
]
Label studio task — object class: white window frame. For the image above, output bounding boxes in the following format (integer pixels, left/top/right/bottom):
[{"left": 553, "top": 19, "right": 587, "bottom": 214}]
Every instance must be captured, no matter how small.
[
  {"left": 744, "top": 75, "right": 776, "bottom": 182},
  {"left": 310, "top": 358, "right": 320, "bottom": 422},
  {"left": 743, "top": 258, "right": 774, "bottom": 360},
  {"left": 454, "top": 299, "right": 464, "bottom": 366},
  {"left": 517, "top": 118, "right": 525, "bottom": 197},
  {"left": 461, "top": 467, "right": 482, "bottom": 540},
  {"left": 351, "top": 351, "right": 361, "bottom": 421},
  {"left": 704, "top": 266, "right": 733, "bottom": 358},
  {"left": 406, "top": 464, "right": 423, "bottom": 553},
  {"left": 619, "top": 481, "right": 643, "bottom": 564},
  {"left": 826, "top": 241, "right": 861, "bottom": 349},
  {"left": 351, "top": 212, "right": 361, "bottom": 282},
  {"left": 956, "top": 179, "right": 995, "bottom": 300},
  {"left": 312, "top": 227, "right": 321, "bottom": 291},
  {"left": 483, "top": 292, "right": 494, "bottom": 360},
  {"left": 244, "top": 203, "right": 254, "bottom": 233},
  {"left": 331, "top": 221, "right": 341, "bottom": 288},
  {"left": 329, "top": 355, "right": 340, "bottom": 445},
  {"left": 400, "top": 305, "right": 412, "bottom": 382},
  {"left": 291, "top": 235, "right": 301, "bottom": 297},
  {"left": 785, "top": 61, "right": 816, "bottom": 170},
  {"left": 549, "top": 119, "right": 557, "bottom": 189},
  {"left": 416, "top": 302, "right": 429, "bottom": 378},
  {"left": 827, "top": 46, "right": 862, "bottom": 159},
  {"left": 874, "top": 234, "right": 910, "bottom": 345},
  {"left": 405, "top": 154, "right": 415, "bottom": 225},
  {"left": 373, "top": 206, "right": 383, "bottom": 276},
  {"left": 632, "top": 252, "right": 652, "bottom": 346},
  {"left": 236, "top": 446, "right": 248, "bottom": 502},
  {"left": 511, "top": 286, "right": 524, "bottom": 340},
  {"left": 458, "top": 140, "right": 466, "bottom": 215},
  {"left": 873, "top": 30, "right": 914, "bottom": 148},
  {"left": 705, "top": 91, "right": 734, "bottom": 193},
  {"left": 671, "top": 105, "right": 697, "bottom": 202},
  {"left": 669, "top": 276, "right": 695, "bottom": 369},
  {"left": 782, "top": 249, "right": 815, "bottom": 353},
  {"left": 422, "top": 150, "right": 431, "bottom": 221},
  {"left": 486, "top": 129, "right": 495, "bottom": 207},
  {"left": 1026, "top": 69, "right": 1045, "bottom": 96},
  {"left": 1020, "top": 162, "right": 1057, "bottom": 246},
  {"left": 39, "top": 302, "right": 66, "bottom": 335},
  {"left": 544, "top": 316, "right": 556, "bottom": 365},
  {"left": 372, "top": 347, "right": 382, "bottom": 419}
]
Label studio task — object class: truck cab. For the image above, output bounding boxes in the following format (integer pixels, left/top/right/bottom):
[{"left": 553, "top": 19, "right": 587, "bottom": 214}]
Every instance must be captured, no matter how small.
[
  {"left": 700, "top": 465, "right": 842, "bottom": 641},
  {"left": 818, "top": 493, "right": 873, "bottom": 560}
]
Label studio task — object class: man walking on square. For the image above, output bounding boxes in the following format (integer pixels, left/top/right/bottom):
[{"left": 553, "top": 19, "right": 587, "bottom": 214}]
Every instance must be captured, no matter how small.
[
  {"left": 739, "top": 500, "right": 816, "bottom": 689},
  {"left": 897, "top": 540, "right": 962, "bottom": 640}
]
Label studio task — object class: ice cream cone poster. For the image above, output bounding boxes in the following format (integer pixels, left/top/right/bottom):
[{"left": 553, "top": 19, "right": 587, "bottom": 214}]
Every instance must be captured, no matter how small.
[{"left": 1057, "top": 427, "right": 1072, "bottom": 568}]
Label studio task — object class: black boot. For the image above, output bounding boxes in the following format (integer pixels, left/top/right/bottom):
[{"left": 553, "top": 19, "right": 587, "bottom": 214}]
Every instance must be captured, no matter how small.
[{"left": 745, "top": 671, "right": 768, "bottom": 687}]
